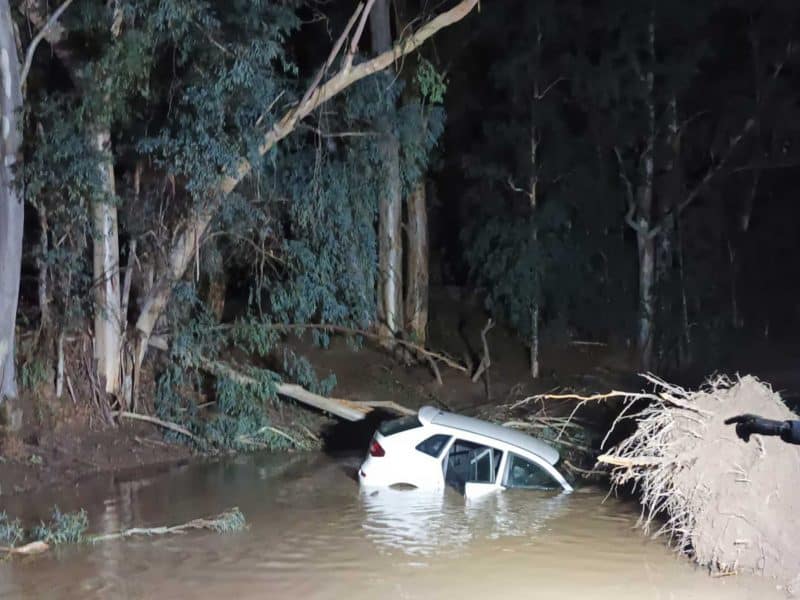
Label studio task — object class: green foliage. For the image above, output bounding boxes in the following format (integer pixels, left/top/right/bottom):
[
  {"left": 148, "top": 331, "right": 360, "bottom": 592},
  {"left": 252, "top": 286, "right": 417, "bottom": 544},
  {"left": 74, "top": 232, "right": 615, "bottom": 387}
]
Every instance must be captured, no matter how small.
[
  {"left": 0, "top": 512, "right": 24, "bottom": 547},
  {"left": 416, "top": 58, "right": 447, "bottom": 105},
  {"left": 207, "top": 507, "right": 247, "bottom": 533},
  {"left": 32, "top": 507, "right": 89, "bottom": 546},
  {"left": 18, "top": 357, "right": 49, "bottom": 392},
  {"left": 461, "top": 0, "right": 635, "bottom": 346},
  {"left": 21, "top": 0, "right": 445, "bottom": 443}
]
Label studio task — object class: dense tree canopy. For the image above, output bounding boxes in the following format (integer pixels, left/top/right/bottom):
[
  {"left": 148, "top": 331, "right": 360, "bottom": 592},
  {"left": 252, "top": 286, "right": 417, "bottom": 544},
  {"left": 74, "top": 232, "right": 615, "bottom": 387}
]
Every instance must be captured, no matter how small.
[{"left": 2, "top": 0, "right": 800, "bottom": 447}]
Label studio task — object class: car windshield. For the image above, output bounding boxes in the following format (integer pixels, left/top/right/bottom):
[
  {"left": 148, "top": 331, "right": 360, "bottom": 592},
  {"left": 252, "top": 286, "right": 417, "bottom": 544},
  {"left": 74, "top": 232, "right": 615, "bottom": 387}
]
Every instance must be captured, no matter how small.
[{"left": 378, "top": 415, "right": 422, "bottom": 437}]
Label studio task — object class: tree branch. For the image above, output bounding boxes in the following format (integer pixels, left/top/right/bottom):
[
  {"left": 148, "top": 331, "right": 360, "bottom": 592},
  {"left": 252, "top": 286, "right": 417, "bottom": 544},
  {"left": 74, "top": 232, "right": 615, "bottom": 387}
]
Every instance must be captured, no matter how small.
[
  {"left": 19, "top": 0, "right": 74, "bottom": 87},
  {"left": 533, "top": 76, "right": 565, "bottom": 100},
  {"left": 342, "top": 0, "right": 376, "bottom": 73},
  {"left": 300, "top": 1, "right": 365, "bottom": 109}
]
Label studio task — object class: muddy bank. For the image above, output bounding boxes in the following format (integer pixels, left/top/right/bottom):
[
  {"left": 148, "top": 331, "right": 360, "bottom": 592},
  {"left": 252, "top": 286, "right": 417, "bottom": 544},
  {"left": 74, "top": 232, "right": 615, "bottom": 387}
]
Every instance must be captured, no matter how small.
[{"left": 0, "top": 417, "right": 193, "bottom": 497}]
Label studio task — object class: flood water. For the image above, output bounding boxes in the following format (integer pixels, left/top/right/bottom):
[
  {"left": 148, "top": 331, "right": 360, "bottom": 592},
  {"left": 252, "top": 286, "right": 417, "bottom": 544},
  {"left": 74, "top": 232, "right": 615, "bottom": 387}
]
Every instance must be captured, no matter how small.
[{"left": 0, "top": 452, "right": 788, "bottom": 599}]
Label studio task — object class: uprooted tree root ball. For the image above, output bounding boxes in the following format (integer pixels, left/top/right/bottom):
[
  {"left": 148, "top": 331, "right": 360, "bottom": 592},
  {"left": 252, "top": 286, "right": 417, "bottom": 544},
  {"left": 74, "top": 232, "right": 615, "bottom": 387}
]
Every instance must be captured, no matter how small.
[{"left": 599, "top": 375, "right": 800, "bottom": 592}]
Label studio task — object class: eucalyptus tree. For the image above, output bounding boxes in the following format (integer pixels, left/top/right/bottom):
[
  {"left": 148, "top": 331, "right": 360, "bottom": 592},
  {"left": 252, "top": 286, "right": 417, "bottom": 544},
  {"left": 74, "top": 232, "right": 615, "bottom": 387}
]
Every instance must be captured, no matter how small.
[
  {"left": 11, "top": 0, "right": 476, "bottom": 444},
  {"left": 0, "top": 0, "right": 23, "bottom": 405},
  {"left": 461, "top": 0, "right": 632, "bottom": 376}
]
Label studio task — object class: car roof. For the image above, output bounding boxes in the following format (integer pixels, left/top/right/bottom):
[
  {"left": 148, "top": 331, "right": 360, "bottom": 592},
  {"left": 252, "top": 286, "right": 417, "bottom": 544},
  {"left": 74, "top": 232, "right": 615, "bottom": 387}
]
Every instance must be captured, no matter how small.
[{"left": 418, "top": 406, "right": 560, "bottom": 465}]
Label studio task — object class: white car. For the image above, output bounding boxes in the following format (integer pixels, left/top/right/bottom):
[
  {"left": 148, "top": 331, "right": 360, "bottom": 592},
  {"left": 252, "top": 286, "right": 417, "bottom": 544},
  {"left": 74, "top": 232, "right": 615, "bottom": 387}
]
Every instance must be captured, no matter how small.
[{"left": 358, "top": 406, "right": 573, "bottom": 497}]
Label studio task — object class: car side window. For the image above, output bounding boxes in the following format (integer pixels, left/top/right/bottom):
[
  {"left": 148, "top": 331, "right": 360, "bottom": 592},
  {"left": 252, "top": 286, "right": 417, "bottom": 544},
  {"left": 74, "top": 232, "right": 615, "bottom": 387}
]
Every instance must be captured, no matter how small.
[
  {"left": 415, "top": 434, "right": 451, "bottom": 458},
  {"left": 504, "top": 453, "right": 560, "bottom": 490}
]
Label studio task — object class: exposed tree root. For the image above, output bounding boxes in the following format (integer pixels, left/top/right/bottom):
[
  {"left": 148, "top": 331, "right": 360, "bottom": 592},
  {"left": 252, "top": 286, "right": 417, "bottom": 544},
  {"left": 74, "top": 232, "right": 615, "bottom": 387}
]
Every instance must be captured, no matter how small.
[{"left": 595, "top": 374, "right": 800, "bottom": 590}]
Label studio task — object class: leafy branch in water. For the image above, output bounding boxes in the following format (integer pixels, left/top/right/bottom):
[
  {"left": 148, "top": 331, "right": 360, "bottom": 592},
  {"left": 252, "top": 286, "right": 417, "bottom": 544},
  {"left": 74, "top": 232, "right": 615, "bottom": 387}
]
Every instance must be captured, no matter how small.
[{"left": 0, "top": 506, "right": 246, "bottom": 555}]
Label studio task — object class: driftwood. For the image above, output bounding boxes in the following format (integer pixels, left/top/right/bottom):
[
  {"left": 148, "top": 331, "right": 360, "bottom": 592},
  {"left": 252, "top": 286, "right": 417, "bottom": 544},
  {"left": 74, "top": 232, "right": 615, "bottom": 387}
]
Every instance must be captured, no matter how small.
[
  {"left": 90, "top": 507, "right": 245, "bottom": 543},
  {"left": 0, "top": 541, "right": 49, "bottom": 556},
  {"left": 2, "top": 509, "right": 246, "bottom": 556}
]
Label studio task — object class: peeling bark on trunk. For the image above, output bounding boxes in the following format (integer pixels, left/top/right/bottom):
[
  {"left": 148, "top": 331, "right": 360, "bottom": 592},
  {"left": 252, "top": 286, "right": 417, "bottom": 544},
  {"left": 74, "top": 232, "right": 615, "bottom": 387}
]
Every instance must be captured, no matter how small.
[
  {"left": 92, "top": 129, "right": 122, "bottom": 396},
  {"left": 0, "top": 0, "right": 24, "bottom": 402},
  {"left": 371, "top": 0, "right": 403, "bottom": 340},
  {"left": 405, "top": 181, "right": 428, "bottom": 344}
]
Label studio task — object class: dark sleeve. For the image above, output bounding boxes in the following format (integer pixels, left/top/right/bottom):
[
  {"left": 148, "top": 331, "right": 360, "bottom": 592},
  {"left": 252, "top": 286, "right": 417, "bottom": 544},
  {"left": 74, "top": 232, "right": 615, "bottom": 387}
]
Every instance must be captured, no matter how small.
[{"left": 780, "top": 420, "right": 800, "bottom": 445}]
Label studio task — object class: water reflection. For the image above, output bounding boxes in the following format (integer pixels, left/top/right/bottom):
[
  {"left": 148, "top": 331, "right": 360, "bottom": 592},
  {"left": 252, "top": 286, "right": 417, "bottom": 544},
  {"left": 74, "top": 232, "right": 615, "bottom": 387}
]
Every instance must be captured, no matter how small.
[
  {"left": 0, "top": 453, "right": 788, "bottom": 600},
  {"left": 361, "top": 486, "right": 570, "bottom": 557}
]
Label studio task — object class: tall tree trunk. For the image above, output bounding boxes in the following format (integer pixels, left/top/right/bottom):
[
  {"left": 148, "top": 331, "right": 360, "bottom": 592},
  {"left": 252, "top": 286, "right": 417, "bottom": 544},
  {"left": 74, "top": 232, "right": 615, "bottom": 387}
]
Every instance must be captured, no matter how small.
[
  {"left": 529, "top": 56, "right": 541, "bottom": 379},
  {"left": 676, "top": 215, "right": 691, "bottom": 366},
  {"left": 36, "top": 203, "right": 49, "bottom": 328},
  {"left": 530, "top": 303, "right": 540, "bottom": 379},
  {"left": 637, "top": 10, "right": 657, "bottom": 371},
  {"left": 405, "top": 180, "right": 428, "bottom": 343},
  {"left": 92, "top": 128, "right": 122, "bottom": 396},
  {"left": 371, "top": 0, "right": 403, "bottom": 341},
  {"left": 0, "top": 0, "right": 24, "bottom": 405}
]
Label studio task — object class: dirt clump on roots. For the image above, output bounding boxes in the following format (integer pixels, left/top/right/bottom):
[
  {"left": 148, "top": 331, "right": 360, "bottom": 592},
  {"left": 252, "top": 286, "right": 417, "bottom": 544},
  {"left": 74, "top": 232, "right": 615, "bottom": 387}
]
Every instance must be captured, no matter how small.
[{"left": 600, "top": 375, "right": 800, "bottom": 592}]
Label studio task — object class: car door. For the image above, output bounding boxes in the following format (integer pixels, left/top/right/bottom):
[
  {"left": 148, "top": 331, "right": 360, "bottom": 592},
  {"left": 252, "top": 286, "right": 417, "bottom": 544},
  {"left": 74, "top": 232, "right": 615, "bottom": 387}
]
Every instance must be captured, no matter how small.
[
  {"left": 444, "top": 438, "right": 505, "bottom": 497},
  {"left": 502, "top": 452, "right": 569, "bottom": 491}
]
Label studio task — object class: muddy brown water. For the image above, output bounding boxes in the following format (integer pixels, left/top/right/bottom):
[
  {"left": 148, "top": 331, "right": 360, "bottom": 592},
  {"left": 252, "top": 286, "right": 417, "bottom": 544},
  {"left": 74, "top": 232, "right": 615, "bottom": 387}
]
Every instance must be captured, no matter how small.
[{"left": 0, "top": 453, "right": 788, "bottom": 599}]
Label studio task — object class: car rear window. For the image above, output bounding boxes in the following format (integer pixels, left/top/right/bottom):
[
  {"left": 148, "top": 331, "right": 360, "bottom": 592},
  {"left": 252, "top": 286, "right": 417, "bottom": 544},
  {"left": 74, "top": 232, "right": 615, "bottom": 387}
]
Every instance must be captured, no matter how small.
[
  {"left": 378, "top": 415, "right": 421, "bottom": 436},
  {"left": 416, "top": 434, "right": 451, "bottom": 457}
]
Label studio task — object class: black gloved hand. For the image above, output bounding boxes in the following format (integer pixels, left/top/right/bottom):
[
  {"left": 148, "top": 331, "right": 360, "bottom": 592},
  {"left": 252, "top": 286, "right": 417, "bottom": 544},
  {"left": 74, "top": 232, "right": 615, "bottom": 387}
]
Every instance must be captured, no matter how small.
[{"left": 724, "top": 414, "right": 787, "bottom": 442}]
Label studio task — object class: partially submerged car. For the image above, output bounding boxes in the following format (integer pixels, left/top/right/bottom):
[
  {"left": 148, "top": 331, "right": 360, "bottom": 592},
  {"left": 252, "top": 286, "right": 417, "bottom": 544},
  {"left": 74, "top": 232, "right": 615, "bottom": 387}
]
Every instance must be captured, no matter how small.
[{"left": 358, "top": 406, "right": 573, "bottom": 496}]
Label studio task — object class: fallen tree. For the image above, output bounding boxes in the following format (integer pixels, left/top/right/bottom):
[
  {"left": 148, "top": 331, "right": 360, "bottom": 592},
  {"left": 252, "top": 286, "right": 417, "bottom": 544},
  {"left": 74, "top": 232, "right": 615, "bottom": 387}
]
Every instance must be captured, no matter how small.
[
  {"left": 199, "top": 358, "right": 414, "bottom": 422},
  {"left": 596, "top": 375, "right": 800, "bottom": 591}
]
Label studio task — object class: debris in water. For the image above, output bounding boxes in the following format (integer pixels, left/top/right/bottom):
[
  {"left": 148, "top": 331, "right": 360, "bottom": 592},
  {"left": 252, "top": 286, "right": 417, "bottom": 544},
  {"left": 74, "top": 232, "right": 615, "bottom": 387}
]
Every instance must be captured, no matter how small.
[{"left": 0, "top": 507, "right": 246, "bottom": 557}]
